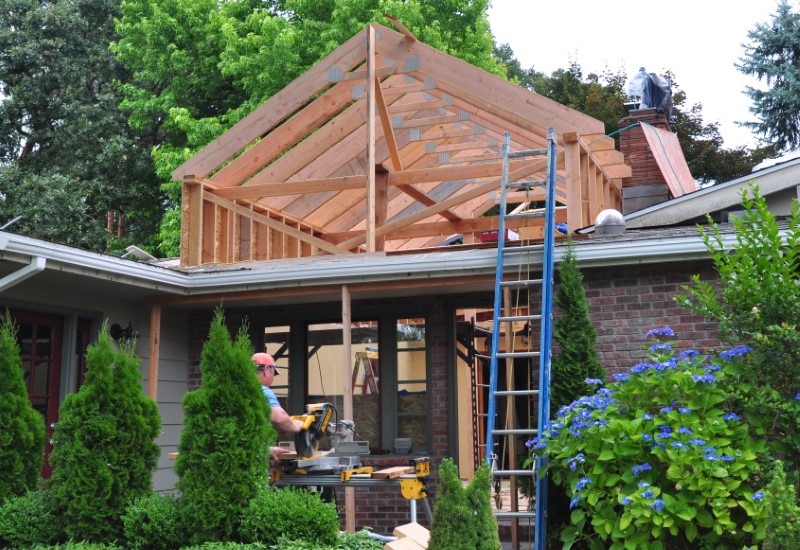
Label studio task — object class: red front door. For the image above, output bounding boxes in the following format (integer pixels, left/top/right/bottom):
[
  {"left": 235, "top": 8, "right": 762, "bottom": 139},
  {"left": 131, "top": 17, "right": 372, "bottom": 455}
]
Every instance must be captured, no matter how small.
[{"left": 11, "top": 309, "right": 63, "bottom": 479}]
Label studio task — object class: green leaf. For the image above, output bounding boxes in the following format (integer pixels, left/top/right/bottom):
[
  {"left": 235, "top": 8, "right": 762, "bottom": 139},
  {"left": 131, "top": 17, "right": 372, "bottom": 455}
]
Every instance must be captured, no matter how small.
[
  {"left": 619, "top": 513, "right": 632, "bottom": 530},
  {"left": 598, "top": 449, "right": 616, "bottom": 461},
  {"left": 685, "top": 521, "right": 698, "bottom": 541}
]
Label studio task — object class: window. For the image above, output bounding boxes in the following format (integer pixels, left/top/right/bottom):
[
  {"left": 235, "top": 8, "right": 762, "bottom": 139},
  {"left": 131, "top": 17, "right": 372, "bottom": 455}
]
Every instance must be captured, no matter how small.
[{"left": 260, "top": 313, "right": 430, "bottom": 453}]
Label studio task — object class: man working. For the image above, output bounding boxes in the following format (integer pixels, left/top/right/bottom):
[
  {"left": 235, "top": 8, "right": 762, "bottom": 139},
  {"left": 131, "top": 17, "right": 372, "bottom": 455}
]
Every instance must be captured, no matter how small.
[{"left": 252, "top": 352, "right": 304, "bottom": 460}]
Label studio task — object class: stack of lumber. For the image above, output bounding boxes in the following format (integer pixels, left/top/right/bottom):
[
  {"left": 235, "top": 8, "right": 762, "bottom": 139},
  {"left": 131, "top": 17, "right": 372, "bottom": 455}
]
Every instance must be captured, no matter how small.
[{"left": 383, "top": 522, "right": 429, "bottom": 549}]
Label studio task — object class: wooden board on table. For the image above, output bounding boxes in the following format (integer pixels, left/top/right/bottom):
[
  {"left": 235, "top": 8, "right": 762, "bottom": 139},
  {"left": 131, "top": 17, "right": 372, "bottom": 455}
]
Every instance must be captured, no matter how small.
[{"left": 372, "top": 466, "right": 414, "bottom": 479}]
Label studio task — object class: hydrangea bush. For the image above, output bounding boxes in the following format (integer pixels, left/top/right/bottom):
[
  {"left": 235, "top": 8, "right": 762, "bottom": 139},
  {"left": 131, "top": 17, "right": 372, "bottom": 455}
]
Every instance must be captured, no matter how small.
[{"left": 528, "top": 329, "right": 767, "bottom": 550}]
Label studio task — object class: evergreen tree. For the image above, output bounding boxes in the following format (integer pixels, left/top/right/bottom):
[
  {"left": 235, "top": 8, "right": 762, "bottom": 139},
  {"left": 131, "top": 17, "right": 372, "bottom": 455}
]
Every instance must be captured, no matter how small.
[
  {"left": 738, "top": 0, "right": 800, "bottom": 152},
  {"left": 428, "top": 458, "right": 478, "bottom": 550},
  {"left": 48, "top": 323, "right": 161, "bottom": 542},
  {"left": 550, "top": 238, "right": 604, "bottom": 412},
  {"left": 465, "top": 463, "right": 501, "bottom": 550},
  {"left": 0, "top": 311, "right": 45, "bottom": 503},
  {"left": 175, "top": 308, "right": 274, "bottom": 545},
  {"left": 762, "top": 460, "right": 800, "bottom": 550}
]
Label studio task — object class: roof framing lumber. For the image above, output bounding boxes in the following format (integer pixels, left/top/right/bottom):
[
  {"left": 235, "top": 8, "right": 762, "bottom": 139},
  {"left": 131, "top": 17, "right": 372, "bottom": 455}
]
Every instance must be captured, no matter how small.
[{"left": 174, "top": 27, "right": 369, "bottom": 180}]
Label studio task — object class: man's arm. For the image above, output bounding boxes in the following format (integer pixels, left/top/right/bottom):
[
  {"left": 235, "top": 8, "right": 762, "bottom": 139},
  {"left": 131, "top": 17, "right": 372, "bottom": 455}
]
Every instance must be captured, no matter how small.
[{"left": 271, "top": 405, "right": 304, "bottom": 433}]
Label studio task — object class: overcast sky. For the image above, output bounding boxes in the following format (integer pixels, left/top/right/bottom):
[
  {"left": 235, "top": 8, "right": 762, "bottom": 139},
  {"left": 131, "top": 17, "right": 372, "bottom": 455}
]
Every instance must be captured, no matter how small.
[{"left": 487, "top": 0, "right": 784, "bottom": 150}]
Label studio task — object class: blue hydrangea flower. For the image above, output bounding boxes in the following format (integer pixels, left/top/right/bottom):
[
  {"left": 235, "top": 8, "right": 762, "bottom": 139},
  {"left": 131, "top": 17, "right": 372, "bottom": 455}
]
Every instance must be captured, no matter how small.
[
  {"left": 638, "top": 481, "right": 650, "bottom": 488},
  {"left": 720, "top": 346, "right": 753, "bottom": 361},
  {"left": 660, "top": 406, "right": 673, "bottom": 414},
  {"left": 651, "top": 498, "right": 665, "bottom": 512},
  {"left": 679, "top": 349, "right": 699, "bottom": 358},
  {"left": 631, "top": 363, "right": 651, "bottom": 374},
  {"left": 632, "top": 463, "right": 652, "bottom": 478},
  {"left": 796, "top": 393, "right": 800, "bottom": 401},
  {"left": 613, "top": 372, "right": 630, "bottom": 382},
  {"left": 642, "top": 413, "right": 653, "bottom": 420},
  {"left": 622, "top": 495, "right": 632, "bottom": 505},
  {"left": 704, "top": 364, "right": 721, "bottom": 372},
  {"left": 642, "top": 434, "right": 653, "bottom": 441},
  {"left": 671, "top": 442, "right": 687, "bottom": 449},
  {"left": 570, "top": 495, "right": 582, "bottom": 509},
  {"left": 567, "top": 453, "right": 585, "bottom": 471},
  {"left": 693, "top": 373, "right": 716, "bottom": 383},
  {"left": 678, "top": 407, "right": 692, "bottom": 414},
  {"left": 585, "top": 377, "right": 603, "bottom": 385},
  {"left": 647, "top": 327, "right": 675, "bottom": 337},
  {"left": 704, "top": 453, "right": 721, "bottom": 461},
  {"left": 723, "top": 412, "right": 741, "bottom": 421},
  {"left": 642, "top": 489, "right": 654, "bottom": 499},
  {"left": 576, "top": 477, "right": 592, "bottom": 491},
  {"left": 688, "top": 438, "right": 707, "bottom": 446},
  {"left": 677, "top": 426, "right": 692, "bottom": 435},
  {"left": 752, "top": 491, "right": 764, "bottom": 502},
  {"left": 721, "top": 454, "right": 735, "bottom": 462},
  {"left": 649, "top": 343, "right": 672, "bottom": 352}
]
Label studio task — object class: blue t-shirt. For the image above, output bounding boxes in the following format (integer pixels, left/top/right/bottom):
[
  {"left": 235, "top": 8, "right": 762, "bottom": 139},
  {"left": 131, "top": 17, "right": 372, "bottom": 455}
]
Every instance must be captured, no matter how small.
[{"left": 261, "top": 385, "right": 281, "bottom": 410}]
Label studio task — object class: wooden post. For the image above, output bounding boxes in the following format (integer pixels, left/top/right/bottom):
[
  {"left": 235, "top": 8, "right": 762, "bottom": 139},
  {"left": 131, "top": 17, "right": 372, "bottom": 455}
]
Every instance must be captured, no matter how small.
[
  {"left": 564, "top": 133, "right": 582, "bottom": 232},
  {"left": 147, "top": 303, "right": 161, "bottom": 401},
  {"left": 341, "top": 285, "right": 355, "bottom": 532},
  {"left": 366, "top": 25, "right": 377, "bottom": 252},
  {"left": 182, "top": 177, "right": 203, "bottom": 266},
  {"left": 503, "top": 287, "right": 519, "bottom": 549}
]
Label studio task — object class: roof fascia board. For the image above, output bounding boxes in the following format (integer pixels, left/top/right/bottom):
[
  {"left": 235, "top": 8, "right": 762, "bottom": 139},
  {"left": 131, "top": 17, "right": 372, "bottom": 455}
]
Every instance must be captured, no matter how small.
[{"left": 0, "top": 232, "right": 187, "bottom": 294}]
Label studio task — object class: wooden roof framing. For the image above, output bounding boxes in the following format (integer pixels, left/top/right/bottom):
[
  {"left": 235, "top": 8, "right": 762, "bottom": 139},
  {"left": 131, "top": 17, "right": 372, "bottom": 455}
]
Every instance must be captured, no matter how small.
[{"left": 174, "top": 20, "right": 630, "bottom": 267}]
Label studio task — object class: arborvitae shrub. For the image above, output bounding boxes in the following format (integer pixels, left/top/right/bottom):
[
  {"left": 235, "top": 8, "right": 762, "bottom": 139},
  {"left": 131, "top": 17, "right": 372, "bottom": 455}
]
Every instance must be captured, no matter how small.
[
  {"left": 551, "top": 237, "right": 604, "bottom": 410},
  {"left": 123, "top": 492, "right": 186, "bottom": 550},
  {"left": 48, "top": 323, "right": 161, "bottom": 542},
  {"left": 763, "top": 460, "right": 800, "bottom": 550},
  {"left": 175, "top": 308, "right": 273, "bottom": 545},
  {"left": 428, "top": 458, "right": 478, "bottom": 550},
  {"left": 239, "top": 486, "right": 339, "bottom": 545},
  {"left": 0, "top": 311, "right": 46, "bottom": 503},
  {"left": 466, "top": 463, "right": 501, "bottom": 550},
  {"left": 0, "top": 489, "right": 61, "bottom": 547}
]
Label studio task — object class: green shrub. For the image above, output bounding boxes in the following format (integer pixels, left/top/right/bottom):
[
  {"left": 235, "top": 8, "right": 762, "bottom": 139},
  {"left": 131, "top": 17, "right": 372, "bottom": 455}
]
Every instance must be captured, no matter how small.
[
  {"left": 175, "top": 308, "right": 274, "bottom": 545},
  {"left": 465, "top": 463, "right": 501, "bottom": 550},
  {"left": 529, "top": 329, "right": 767, "bottom": 549},
  {"left": 27, "top": 543, "right": 124, "bottom": 550},
  {"left": 428, "top": 458, "right": 477, "bottom": 550},
  {"left": 0, "top": 311, "right": 46, "bottom": 503},
  {"left": 762, "top": 460, "right": 800, "bottom": 549},
  {"left": 179, "top": 544, "right": 268, "bottom": 550},
  {"left": 239, "top": 486, "right": 338, "bottom": 545},
  {"left": 0, "top": 489, "right": 61, "bottom": 547},
  {"left": 266, "top": 530, "right": 383, "bottom": 549},
  {"left": 122, "top": 492, "right": 186, "bottom": 550},
  {"left": 48, "top": 323, "right": 161, "bottom": 542},
  {"left": 677, "top": 186, "right": 800, "bottom": 464}
]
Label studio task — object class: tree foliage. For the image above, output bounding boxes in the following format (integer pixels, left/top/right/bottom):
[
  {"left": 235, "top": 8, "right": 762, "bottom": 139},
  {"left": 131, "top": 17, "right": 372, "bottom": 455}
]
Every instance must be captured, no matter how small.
[
  {"left": 0, "top": 310, "right": 46, "bottom": 503},
  {"left": 48, "top": 323, "right": 161, "bottom": 542},
  {"left": 175, "top": 308, "right": 274, "bottom": 545},
  {"left": 0, "top": 0, "right": 163, "bottom": 252},
  {"left": 113, "top": 0, "right": 502, "bottom": 256},
  {"left": 738, "top": 0, "right": 800, "bottom": 152}
]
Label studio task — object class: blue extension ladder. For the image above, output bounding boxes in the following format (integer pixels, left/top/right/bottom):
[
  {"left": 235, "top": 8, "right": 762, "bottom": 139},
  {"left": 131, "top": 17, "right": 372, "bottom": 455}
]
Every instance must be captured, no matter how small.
[{"left": 484, "top": 129, "right": 556, "bottom": 550}]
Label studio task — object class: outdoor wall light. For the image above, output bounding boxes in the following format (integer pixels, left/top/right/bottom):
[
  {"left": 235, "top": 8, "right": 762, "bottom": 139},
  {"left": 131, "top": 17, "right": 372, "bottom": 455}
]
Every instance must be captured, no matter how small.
[{"left": 110, "top": 322, "right": 134, "bottom": 341}]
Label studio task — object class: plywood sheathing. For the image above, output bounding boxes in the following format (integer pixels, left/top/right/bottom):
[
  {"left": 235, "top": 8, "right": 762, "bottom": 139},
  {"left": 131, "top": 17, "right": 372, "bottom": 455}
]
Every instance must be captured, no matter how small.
[{"left": 174, "top": 21, "right": 629, "bottom": 267}]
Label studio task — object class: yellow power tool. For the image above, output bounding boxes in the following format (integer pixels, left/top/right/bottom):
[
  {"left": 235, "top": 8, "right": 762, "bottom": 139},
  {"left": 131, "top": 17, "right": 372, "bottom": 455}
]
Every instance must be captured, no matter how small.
[{"left": 291, "top": 403, "right": 336, "bottom": 458}]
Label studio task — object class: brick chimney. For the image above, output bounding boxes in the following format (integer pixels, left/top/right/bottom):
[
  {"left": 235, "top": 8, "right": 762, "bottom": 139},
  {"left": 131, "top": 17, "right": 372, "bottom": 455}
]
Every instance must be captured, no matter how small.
[{"left": 618, "top": 108, "right": 671, "bottom": 213}]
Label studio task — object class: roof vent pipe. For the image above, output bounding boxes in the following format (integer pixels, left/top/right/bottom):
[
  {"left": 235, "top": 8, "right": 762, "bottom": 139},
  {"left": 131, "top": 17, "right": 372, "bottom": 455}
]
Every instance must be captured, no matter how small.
[{"left": 595, "top": 209, "right": 626, "bottom": 235}]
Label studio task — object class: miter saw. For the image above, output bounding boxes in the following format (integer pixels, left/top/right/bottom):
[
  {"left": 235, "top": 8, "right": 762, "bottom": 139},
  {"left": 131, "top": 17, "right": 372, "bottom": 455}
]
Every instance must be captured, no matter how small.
[{"left": 291, "top": 402, "right": 350, "bottom": 458}]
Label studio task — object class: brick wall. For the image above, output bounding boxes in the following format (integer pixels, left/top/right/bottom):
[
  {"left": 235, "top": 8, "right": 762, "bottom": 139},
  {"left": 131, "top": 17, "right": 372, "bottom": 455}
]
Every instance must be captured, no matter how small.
[{"left": 581, "top": 260, "right": 722, "bottom": 374}]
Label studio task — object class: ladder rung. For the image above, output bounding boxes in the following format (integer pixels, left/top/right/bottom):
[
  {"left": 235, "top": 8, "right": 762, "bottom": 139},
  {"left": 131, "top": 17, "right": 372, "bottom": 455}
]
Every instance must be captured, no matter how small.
[
  {"left": 495, "top": 511, "right": 536, "bottom": 520},
  {"left": 496, "top": 351, "right": 539, "bottom": 359},
  {"left": 492, "top": 428, "right": 538, "bottom": 436},
  {"left": 500, "top": 279, "right": 542, "bottom": 288},
  {"left": 498, "top": 315, "right": 541, "bottom": 323},
  {"left": 504, "top": 180, "right": 545, "bottom": 190},
  {"left": 505, "top": 212, "right": 545, "bottom": 221},
  {"left": 476, "top": 383, "right": 490, "bottom": 388},
  {"left": 493, "top": 390, "right": 539, "bottom": 397},
  {"left": 475, "top": 353, "right": 491, "bottom": 360},
  {"left": 508, "top": 148, "right": 547, "bottom": 158},
  {"left": 493, "top": 469, "right": 535, "bottom": 477}
]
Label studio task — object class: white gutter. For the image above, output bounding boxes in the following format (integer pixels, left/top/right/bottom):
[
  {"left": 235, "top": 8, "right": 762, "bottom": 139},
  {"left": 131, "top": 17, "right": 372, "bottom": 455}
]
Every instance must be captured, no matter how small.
[{"left": 0, "top": 255, "right": 46, "bottom": 293}]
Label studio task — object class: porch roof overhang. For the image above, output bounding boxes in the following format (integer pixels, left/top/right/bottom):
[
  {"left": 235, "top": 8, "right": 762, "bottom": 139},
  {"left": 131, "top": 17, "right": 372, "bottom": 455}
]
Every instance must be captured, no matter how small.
[{"left": 0, "top": 227, "right": 736, "bottom": 308}]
